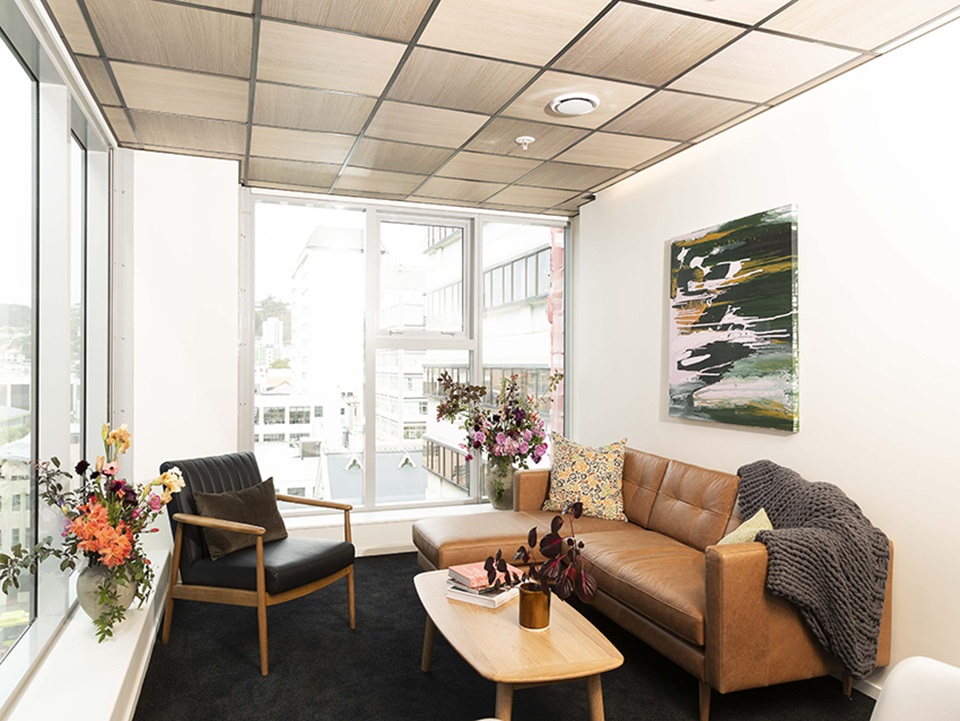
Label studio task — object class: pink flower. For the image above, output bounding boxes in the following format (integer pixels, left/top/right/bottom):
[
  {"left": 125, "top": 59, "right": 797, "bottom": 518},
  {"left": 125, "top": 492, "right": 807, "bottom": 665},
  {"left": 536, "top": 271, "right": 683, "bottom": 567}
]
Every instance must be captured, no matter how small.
[
  {"left": 522, "top": 429, "right": 533, "bottom": 442},
  {"left": 473, "top": 431, "right": 485, "bottom": 443},
  {"left": 148, "top": 493, "right": 162, "bottom": 512},
  {"left": 465, "top": 454, "right": 473, "bottom": 462},
  {"left": 519, "top": 442, "right": 529, "bottom": 454},
  {"left": 496, "top": 432, "right": 507, "bottom": 445},
  {"left": 101, "top": 461, "right": 119, "bottom": 476}
]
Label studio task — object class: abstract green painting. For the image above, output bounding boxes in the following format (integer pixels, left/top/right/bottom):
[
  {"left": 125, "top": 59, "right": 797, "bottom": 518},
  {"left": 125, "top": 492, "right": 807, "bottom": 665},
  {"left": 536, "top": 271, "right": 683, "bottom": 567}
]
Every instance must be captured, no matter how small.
[{"left": 668, "top": 205, "right": 799, "bottom": 432}]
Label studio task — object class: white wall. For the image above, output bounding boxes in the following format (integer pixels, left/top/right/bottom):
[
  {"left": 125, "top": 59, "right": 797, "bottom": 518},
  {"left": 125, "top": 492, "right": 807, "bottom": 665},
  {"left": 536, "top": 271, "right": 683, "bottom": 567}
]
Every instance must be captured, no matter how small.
[
  {"left": 127, "top": 150, "right": 241, "bottom": 484},
  {"left": 572, "top": 21, "right": 960, "bottom": 689}
]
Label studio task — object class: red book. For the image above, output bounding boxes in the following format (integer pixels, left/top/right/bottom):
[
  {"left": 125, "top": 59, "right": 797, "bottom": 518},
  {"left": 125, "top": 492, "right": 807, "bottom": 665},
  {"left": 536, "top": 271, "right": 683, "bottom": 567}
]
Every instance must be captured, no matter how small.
[{"left": 447, "top": 561, "right": 523, "bottom": 590}]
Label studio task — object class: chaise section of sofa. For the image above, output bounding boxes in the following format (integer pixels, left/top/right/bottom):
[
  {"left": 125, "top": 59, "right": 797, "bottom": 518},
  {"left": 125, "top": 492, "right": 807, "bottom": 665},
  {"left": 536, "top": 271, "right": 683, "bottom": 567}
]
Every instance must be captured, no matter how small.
[{"left": 412, "top": 447, "right": 893, "bottom": 721}]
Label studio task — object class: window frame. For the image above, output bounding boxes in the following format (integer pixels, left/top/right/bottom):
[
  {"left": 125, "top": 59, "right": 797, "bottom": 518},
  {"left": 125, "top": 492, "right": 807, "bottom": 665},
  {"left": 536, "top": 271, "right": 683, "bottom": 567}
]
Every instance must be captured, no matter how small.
[{"left": 240, "top": 192, "right": 568, "bottom": 515}]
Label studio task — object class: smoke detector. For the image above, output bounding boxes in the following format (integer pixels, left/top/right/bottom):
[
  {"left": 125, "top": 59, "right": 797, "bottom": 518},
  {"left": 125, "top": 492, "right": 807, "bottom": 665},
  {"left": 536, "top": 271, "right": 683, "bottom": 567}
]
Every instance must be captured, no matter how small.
[
  {"left": 549, "top": 93, "right": 600, "bottom": 117},
  {"left": 515, "top": 135, "right": 536, "bottom": 151}
]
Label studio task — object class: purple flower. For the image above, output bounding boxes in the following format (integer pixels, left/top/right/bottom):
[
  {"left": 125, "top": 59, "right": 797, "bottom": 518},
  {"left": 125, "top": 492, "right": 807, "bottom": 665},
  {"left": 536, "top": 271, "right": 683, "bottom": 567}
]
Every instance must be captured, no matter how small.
[
  {"left": 522, "top": 429, "right": 533, "bottom": 442},
  {"left": 519, "top": 442, "right": 529, "bottom": 454},
  {"left": 496, "top": 432, "right": 507, "bottom": 445}
]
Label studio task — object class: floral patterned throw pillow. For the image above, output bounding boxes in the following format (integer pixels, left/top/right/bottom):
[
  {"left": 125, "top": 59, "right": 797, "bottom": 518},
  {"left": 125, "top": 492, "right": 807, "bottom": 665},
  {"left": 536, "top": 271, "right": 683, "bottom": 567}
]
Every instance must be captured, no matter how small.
[{"left": 542, "top": 435, "right": 628, "bottom": 521}]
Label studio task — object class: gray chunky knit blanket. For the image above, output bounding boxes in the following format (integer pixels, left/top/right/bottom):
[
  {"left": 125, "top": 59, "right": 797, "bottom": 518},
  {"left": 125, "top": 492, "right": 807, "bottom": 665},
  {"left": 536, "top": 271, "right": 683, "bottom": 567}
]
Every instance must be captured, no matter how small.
[{"left": 736, "top": 460, "right": 889, "bottom": 680}]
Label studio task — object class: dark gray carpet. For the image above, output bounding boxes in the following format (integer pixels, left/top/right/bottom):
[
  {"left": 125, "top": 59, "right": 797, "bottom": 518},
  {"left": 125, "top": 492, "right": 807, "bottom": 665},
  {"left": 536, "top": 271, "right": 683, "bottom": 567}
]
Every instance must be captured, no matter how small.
[{"left": 134, "top": 552, "right": 875, "bottom": 721}]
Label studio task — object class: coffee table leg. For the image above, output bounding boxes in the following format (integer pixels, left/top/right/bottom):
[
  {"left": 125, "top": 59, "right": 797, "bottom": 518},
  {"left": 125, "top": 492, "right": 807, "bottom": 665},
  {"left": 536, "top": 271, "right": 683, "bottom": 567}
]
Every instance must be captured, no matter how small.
[
  {"left": 586, "top": 674, "right": 604, "bottom": 721},
  {"left": 421, "top": 615, "right": 436, "bottom": 672},
  {"left": 495, "top": 682, "right": 513, "bottom": 721}
]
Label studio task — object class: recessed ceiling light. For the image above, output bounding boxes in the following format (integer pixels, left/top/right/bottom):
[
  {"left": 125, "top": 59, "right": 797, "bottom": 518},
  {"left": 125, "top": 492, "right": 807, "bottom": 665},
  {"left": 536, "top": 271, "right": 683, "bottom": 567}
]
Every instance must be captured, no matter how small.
[{"left": 549, "top": 93, "right": 600, "bottom": 117}]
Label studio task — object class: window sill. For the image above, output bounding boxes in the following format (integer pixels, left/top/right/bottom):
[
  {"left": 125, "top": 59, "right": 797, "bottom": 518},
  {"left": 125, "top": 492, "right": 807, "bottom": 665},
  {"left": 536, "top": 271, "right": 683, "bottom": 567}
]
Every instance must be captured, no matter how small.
[{"left": 1, "top": 550, "right": 170, "bottom": 721}]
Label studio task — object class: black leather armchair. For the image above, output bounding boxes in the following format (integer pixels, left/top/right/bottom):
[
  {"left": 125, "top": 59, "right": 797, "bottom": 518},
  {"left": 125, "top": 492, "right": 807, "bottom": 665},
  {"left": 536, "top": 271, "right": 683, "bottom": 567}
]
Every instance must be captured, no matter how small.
[{"left": 160, "top": 452, "right": 355, "bottom": 674}]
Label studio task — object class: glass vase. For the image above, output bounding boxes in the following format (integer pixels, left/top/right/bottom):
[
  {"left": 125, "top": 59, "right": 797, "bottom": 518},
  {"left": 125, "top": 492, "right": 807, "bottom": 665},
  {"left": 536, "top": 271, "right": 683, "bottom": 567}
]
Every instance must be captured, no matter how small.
[
  {"left": 76, "top": 563, "right": 136, "bottom": 622},
  {"left": 483, "top": 463, "right": 515, "bottom": 510}
]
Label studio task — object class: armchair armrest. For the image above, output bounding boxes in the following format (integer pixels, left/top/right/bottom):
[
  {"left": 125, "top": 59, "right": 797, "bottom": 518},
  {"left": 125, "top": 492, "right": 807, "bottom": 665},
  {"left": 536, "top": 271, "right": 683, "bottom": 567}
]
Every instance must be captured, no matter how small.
[
  {"left": 704, "top": 542, "right": 837, "bottom": 693},
  {"left": 172, "top": 512, "right": 266, "bottom": 536},
  {"left": 274, "top": 495, "right": 353, "bottom": 544},
  {"left": 275, "top": 495, "right": 352, "bottom": 512},
  {"left": 515, "top": 468, "right": 550, "bottom": 512}
]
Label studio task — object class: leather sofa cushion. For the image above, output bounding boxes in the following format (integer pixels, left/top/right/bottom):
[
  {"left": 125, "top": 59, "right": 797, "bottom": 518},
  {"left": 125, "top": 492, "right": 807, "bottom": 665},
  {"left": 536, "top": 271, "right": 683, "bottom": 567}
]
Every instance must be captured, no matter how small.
[
  {"left": 413, "top": 510, "right": 626, "bottom": 569},
  {"left": 647, "top": 459, "right": 740, "bottom": 551},
  {"left": 582, "top": 527, "right": 707, "bottom": 645},
  {"left": 621, "top": 449, "right": 669, "bottom": 527},
  {"left": 181, "top": 536, "right": 354, "bottom": 595}
]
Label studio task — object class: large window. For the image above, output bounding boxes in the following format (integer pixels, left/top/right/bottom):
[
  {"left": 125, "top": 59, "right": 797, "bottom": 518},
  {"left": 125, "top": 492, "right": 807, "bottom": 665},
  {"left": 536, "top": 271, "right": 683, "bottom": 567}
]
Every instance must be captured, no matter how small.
[
  {"left": 0, "top": 30, "right": 36, "bottom": 665},
  {"left": 250, "top": 198, "right": 565, "bottom": 510}
]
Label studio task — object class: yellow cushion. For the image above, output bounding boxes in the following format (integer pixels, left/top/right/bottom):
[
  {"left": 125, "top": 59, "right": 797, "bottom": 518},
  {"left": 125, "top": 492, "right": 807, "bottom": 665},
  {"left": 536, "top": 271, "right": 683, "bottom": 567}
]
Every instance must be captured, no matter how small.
[
  {"left": 717, "top": 508, "right": 773, "bottom": 545},
  {"left": 543, "top": 435, "right": 627, "bottom": 521}
]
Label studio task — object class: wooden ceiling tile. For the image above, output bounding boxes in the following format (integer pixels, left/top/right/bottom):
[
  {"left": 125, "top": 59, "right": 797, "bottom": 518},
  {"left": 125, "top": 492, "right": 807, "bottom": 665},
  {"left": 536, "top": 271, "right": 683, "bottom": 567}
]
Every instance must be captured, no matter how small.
[
  {"left": 262, "top": 0, "right": 433, "bottom": 42},
  {"left": 44, "top": 0, "right": 99, "bottom": 55},
  {"left": 763, "top": 0, "right": 960, "bottom": 50},
  {"left": 670, "top": 31, "right": 860, "bottom": 102},
  {"left": 437, "top": 151, "right": 541, "bottom": 183},
  {"left": 76, "top": 55, "right": 120, "bottom": 105},
  {"left": 691, "top": 105, "right": 768, "bottom": 143},
  {"left": 336, "top": 167, "right": 427, "bottom": 195},
  {"left": 554, "top": 3, "right": 742, "bottom": 86},
  {"left": 185, "top": 0, "right": 254, "bottom": 13},
  {"left": 651, "top": 0, "right": 790, "bottom": 25},
  {"left": 250, "top": 126, "right": 355, "bottom": 164},
  {"left": 141, "top": 145, "right": 243, "bottom": 163},
  {"left": 131, "top": 110, "right": 247, "bottom": 155},
  {"left": 414, "top": 177, "right": 505, "bottom": 203},
  {"left": 419, "top": 0, "right": 610, "bottom": 66},
  {"left": 102, "top": 106, "right": 138, "bottom": 145},
  {"left": 518, "top": 161, "right": 623, "bottom": 191},
  {"left": 366, "top": 101, "right": 488, "bottom": 148},
  {"left": 604, "top": 90, "right": 756, "bottom": 141},
  {"left": 486, "top": 185, "right": 579, "bottom": 209},
  {"left": 387, "top": 47, "right": 538, "bottom": 114},
  {"left": 503, "top": 71, "right": 654, "bottom": 129},
  {"left": 349, "top": 138, "right": 453, "bottom": 175},
  {"left": 557, "top": 132, "right": 680, "bottom": 169},
  {"left": 258, "top": 20, "right": 405, "bottom": 95},
  {"left": 253, "top": 83, "right": 376, "bottom": 134},
  {"left": 248, "top": 157, "right": 340, "bottom": 190},
  {"left": 86, "top": 0, "right": 252, "bottom": 78},
  {"left": 112, "top": 61, "right": 249, "bottom": 121},
  {"left": 466, "top": 118, "right": 589, "bottom": 160}
]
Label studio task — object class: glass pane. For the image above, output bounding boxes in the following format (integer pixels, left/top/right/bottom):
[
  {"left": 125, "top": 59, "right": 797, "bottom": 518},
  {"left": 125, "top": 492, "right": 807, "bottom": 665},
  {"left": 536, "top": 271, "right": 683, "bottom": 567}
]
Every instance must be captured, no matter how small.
[
  {"left": 254, "top": 204, "right": 365, "bottom": 505},
  {"left": 379, "top": 350, "right": 471, "bottom": 504},
  {"left": 69, "top": 135, "right": 85, "bottom": 474},
  {"left": 0, "top": 38, "right": 35, "bottom": 661},
  {"left": 380, "top": 221, "right": 463, "bottom": 334},
  {"left": 481, "top": 223, "right": 565, "bottom": 474}
]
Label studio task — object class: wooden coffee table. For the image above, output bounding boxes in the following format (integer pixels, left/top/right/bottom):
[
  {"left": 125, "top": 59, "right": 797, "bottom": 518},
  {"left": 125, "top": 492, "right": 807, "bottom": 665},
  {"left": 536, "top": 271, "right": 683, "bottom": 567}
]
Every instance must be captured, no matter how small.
[{"left": 415, "top": 570, "right": 623, "bottom": 721}]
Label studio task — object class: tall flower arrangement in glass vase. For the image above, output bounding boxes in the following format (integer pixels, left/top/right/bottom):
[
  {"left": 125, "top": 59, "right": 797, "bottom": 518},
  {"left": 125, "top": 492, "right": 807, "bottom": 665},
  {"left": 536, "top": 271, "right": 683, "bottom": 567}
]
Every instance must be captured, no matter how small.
[
  {"left": 436, "top": 371, "right": 562, "bottom": 509},
  {"left": 0, "top": 424, "right": 184, "bottom": 641}
]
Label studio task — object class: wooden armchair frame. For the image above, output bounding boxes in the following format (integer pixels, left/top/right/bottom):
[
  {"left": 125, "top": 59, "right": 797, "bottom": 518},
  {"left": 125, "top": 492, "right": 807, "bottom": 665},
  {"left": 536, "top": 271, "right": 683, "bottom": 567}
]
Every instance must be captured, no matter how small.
[{"left": 162, "top": 495, "right": 355, "bottom": 675}]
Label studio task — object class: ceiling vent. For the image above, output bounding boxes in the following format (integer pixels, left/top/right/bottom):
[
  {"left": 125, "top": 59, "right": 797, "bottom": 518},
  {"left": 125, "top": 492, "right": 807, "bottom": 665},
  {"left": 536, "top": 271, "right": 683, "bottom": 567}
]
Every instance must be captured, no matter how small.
[{"left": 549, "top": 93, "right": 600, "bottom": 117}]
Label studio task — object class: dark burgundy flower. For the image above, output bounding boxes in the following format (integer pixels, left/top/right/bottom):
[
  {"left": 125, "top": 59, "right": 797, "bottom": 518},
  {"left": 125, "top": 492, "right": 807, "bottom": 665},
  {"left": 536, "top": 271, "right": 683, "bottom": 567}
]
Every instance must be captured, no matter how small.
[{"left": 75, "top": 459, "right": 90, "bottom": 475}]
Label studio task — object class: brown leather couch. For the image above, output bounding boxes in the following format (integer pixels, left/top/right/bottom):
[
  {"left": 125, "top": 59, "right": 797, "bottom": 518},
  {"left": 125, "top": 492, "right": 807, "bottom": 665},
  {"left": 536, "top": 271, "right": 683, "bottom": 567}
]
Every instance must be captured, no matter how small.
[{"left": 412, "top": 447, "right": 893, "bottom": 721}]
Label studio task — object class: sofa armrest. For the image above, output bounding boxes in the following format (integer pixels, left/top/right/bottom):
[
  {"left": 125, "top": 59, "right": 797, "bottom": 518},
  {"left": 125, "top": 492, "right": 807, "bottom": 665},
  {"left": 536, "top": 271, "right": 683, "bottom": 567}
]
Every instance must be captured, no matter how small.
[
  {"left": 704, "top": 542, "right": 838, "bottom": 693},
  {"left": 515, "top": 468, "right": 549, "bottom": 512}
]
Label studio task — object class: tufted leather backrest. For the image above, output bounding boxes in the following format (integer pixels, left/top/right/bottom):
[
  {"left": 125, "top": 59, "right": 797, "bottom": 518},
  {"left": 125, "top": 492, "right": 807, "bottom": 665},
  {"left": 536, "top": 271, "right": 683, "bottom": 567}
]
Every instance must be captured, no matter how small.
[
  {"left": 161, "top": 452, "right": 264, "bottom": 572},
  {"left": 646, "top": 459, "right": 740, "bottom": 551},
  {"left": 621, "top": 449, "right": 669, "bottom": 527}
]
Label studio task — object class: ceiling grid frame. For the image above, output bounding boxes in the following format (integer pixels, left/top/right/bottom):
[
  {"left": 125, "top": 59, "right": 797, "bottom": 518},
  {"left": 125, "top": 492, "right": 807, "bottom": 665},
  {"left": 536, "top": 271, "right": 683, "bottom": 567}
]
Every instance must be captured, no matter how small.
[{"left": 36, "top": 0, "right": 960, "bottom": 215}]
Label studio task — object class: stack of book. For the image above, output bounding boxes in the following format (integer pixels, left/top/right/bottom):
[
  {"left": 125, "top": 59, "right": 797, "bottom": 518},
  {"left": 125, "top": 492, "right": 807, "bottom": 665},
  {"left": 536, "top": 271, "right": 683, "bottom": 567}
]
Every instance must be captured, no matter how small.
[{"left": 445, "top": 560, "right": 523, "bottom": 608}]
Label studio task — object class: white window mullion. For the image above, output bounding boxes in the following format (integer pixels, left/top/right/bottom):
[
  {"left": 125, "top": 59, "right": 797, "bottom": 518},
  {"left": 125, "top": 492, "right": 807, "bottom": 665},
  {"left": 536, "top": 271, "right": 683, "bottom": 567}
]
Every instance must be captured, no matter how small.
[{"left": 363, "top": 207, "right": 379, "bottom": 508}]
